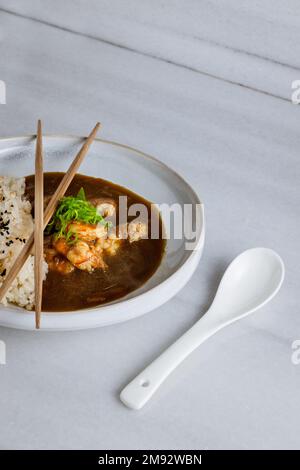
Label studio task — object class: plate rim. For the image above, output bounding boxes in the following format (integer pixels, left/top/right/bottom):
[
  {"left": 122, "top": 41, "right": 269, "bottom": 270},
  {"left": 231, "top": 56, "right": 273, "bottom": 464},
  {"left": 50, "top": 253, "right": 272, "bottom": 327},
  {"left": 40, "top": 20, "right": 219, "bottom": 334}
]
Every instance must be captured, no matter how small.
[{"left": 0, "top": 135, "right": 205, "bottom": 328}]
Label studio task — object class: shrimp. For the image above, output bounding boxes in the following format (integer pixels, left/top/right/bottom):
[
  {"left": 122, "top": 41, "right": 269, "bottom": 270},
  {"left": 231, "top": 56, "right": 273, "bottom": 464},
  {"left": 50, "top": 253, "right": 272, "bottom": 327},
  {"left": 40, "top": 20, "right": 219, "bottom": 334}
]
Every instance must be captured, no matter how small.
[
  {"left": 66, "top": 221, "right": 107, "bottom": 242},
  {"left": 127, "top": 221, "right": 148, "bottom": 243},
  {"left": 52, "top": 237, "right": 69, "bottom": 256},
  {"left": 95, "top": 232, "right": 122, "bottom": 256},
  {"left": 66, "top": 240, "right": 106, "bottom": 272},
  {"left": 94, "top": 222, "right": 147, "bottom": 256},
  {"left": 44, "top": 247, "right": 75, "bottom": 274},
  {"left": 89, "top": 198, "right": 116, "bottom": 218},
  {"left": 53, "top": 237, "right": 106, "bottom": 272}
]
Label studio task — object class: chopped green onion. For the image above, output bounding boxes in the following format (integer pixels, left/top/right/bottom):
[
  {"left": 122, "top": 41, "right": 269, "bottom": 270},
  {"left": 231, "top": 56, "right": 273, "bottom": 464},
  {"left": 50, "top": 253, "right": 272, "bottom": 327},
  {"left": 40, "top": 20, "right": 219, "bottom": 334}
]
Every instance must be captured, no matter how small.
[
  {"left": 45, "top": 187, "right": 105, "bottom": 241},
  {"left": 76, "top": 187, "right": 86, "bottom": 201}
]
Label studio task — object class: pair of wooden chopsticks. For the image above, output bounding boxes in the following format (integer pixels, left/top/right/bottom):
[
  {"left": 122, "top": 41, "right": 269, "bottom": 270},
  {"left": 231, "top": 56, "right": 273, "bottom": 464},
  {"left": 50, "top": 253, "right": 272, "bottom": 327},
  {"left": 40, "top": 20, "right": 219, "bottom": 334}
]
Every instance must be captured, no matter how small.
[{"left": 0, "top": 121, "right": 101, "bottom": 328}]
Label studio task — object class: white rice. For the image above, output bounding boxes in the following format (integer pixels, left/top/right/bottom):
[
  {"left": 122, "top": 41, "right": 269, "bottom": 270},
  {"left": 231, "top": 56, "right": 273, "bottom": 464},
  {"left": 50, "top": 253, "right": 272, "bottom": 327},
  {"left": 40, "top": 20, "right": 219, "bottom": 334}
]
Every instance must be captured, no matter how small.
[{"left": 0, "top": 176, "right": 48, "bottom": 310}]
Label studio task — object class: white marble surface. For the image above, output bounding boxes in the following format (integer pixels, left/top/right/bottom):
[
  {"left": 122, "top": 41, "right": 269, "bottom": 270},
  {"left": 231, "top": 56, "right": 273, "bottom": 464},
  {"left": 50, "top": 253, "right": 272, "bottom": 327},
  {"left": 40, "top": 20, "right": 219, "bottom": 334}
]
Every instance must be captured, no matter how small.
[
  {"left": 0, "top": 3, "right": 299, "bottom": 450},
  {"left": 1, "top": 0, "right": 300, "bottom": 99}
]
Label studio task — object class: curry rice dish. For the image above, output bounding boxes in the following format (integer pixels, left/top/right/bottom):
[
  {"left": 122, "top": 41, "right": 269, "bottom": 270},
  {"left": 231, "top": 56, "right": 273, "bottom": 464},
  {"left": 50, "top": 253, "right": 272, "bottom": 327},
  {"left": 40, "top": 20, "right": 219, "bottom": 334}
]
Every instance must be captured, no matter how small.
[{"left": 21, "top": 172, "right": 165, "bottom": 312}]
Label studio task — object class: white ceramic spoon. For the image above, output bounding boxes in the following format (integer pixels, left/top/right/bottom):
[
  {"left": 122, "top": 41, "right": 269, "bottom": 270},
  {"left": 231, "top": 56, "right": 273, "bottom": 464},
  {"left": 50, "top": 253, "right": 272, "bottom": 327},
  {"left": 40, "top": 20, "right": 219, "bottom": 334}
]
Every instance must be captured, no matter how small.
[{"left": 120, "top": 247, "right": 284, "bottom": 410}]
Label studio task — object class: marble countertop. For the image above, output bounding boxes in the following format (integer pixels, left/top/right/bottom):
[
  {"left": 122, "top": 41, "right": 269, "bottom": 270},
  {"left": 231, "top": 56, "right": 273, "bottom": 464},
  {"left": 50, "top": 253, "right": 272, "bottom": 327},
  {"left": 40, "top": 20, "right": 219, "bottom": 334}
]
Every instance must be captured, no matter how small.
[{"left": 0, "top": 2, "right": 299, "bottom": 450}]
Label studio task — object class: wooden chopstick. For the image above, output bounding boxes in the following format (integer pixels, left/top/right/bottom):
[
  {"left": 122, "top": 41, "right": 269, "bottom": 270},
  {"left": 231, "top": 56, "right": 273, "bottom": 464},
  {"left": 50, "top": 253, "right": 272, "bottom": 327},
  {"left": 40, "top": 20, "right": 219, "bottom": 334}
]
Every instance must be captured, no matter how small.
[
  {"left": 42, "top": 122, "right": 100, "bottom": 228},
  {"left": 34, "top": 120, "right": 44, "bottom": 329},
  {"left": 0, "top": 122, "right": 101, "bottom": 321}
]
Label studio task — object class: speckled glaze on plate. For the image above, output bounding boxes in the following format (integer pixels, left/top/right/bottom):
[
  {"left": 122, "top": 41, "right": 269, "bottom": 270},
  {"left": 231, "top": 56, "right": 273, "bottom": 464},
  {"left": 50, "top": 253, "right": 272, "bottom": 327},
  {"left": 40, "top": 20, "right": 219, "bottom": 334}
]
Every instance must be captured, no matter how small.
[{"left": 0, "top": 136, "right": 205, "bottom": 330}]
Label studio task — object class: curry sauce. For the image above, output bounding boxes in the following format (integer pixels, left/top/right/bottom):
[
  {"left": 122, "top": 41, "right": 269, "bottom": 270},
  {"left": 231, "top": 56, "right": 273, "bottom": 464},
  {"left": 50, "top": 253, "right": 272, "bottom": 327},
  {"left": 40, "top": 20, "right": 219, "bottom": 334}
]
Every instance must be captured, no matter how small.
[{"left": 25, "top": 172, "right": 165, "bottom": 311}]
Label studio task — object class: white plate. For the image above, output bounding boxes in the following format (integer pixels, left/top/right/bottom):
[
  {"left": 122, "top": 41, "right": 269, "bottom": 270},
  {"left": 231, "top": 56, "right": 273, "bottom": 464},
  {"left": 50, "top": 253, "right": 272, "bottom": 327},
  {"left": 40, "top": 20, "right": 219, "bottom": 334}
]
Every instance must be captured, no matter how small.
[{"left": 0, "top": 135, "right": 205, "bottom": 330}]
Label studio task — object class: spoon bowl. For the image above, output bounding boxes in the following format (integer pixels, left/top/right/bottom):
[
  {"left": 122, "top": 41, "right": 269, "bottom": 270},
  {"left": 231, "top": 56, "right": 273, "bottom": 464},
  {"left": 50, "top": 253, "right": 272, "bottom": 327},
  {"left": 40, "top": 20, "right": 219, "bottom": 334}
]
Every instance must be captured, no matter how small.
[{"left": 210, "top": 247, "right": 285, "bottom": 323}]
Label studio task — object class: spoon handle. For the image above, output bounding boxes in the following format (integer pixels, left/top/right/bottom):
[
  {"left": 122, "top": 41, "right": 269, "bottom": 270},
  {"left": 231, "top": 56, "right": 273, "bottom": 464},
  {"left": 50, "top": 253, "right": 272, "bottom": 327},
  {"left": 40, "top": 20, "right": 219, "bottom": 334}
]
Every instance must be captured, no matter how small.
[{"left": 120, "top": 313, "right": 219, "bottom": 410}]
